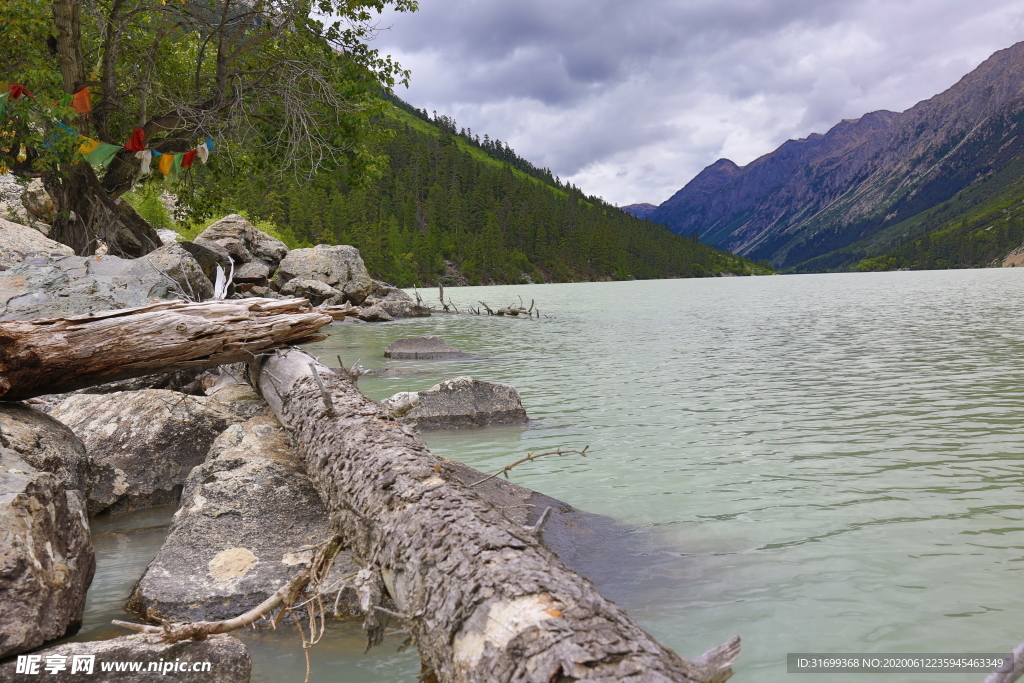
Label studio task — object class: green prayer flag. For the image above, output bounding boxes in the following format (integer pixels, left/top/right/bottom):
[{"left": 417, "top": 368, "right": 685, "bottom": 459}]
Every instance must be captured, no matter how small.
[
  {"left": 170, "top": 153, "right": 183, "bottom": 178},
  {"left": 0, "top": 93, "right": 8, "bottom": 120},
  {"left": 85, "top": 142, "right": 122, "bottom": 168}
]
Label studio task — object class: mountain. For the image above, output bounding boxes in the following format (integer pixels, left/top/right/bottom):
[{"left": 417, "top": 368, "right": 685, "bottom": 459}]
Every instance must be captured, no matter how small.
[
  {"left": 647, "top": 41, "right": 1024, "bottom": 271},
  {"left": 621, "top": 203, "right": 658, "bottom": 220},
  {"left": 200, "top": 98, "right": 770, "bottom": 286}
]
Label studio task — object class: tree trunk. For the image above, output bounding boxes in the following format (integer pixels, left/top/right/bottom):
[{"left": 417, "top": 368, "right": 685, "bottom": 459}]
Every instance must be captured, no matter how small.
[
  {"left": 0, "top": 299, "right": 330, "bottom": 401},
  {"left": 43, "top": 162, "right": 162, "bottom": 257},
  {"left": 248, "top": 348, "right": 740, "bottom": 683},
  {"left": 47, "top": 0, "right": 161, "bottom": 257}
]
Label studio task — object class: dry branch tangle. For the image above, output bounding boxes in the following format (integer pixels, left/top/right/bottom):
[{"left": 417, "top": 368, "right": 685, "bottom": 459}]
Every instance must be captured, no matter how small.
[
  {"left": 0, "top": 298, "right": 330, "bottom": 401},
  {"left": 251, "top": 349, "right": 739, "bottom": 683}
]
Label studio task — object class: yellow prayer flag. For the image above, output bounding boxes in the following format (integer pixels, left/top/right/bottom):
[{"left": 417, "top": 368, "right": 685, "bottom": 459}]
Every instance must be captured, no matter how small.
[{"left": 158, "top": 153, "right": 174, "bottom": 176}]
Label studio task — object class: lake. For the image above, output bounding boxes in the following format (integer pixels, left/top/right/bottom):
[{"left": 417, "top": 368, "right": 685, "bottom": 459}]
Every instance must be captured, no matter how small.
[{"left": 78, "top": 269, "right": 1024, "bottom": 682}]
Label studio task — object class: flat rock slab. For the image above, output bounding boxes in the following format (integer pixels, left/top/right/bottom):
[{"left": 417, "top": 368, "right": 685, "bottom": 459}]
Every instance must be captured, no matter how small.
[
  {"left": 0, "top": 450, "right": 93, "bottom": 659},
  {"left": 128, "top": 416, "right": 360, "bottom": 623},
  {"left": 384, "top": 336, "right": 473, "bottom": 359},
  {"left": 0, "top": 217, "right": 73, "bottom": 267},
  {"left": 382, "top": 376, "right": 528, "bottom": 430},
  {"left": 49, "top": 389, "right": 269, "bottom": 515},
  {"left": 0, "top": 633, "right": 250, "bottom": 682}
]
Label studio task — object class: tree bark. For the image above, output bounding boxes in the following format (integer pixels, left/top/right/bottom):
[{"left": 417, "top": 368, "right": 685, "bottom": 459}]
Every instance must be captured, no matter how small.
[
  {"left": 0, "top": 298, "right": 330, "bottom": 401},
  {"left": 248, "top": 348, "right": 740, "bottom": 683}
]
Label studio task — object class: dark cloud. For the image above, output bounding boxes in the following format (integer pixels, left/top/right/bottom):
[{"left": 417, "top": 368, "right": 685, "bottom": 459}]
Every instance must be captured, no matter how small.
[{"left": 372, "top": 0, "right": 1024, "bottom": 205}]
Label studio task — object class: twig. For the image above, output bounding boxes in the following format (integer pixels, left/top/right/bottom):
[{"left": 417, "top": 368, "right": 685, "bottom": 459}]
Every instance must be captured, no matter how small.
[
  {"left": 469, "top": 446, "right": 590, "bottom": 487},
  {"left": 524, "top": 506, "right": 553, "bottom": 536},
  {"left": 309, "top": 363, "right": 335, "bottom": 416}
]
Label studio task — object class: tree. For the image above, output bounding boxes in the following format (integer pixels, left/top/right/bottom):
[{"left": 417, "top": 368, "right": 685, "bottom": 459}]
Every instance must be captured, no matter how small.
[{"left": 1, "top": 0, "right": 416, "bottom": 255}]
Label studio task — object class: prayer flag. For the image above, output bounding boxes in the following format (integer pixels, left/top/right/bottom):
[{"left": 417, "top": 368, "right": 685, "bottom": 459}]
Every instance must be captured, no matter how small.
[
  {"left": 0, "top": 93, "right": 7, "bottom": 119},
  {"left": 196, "top": 140, "right": 209, "bottom": 163},
  {"left": 158, "top": 152, "right": 174, "bottom": 176},
  {"left": 79, "top": 138, "right": 121, "bottom": 167},
  {"left": 9, "top": 84, "right": 32, "bottom": 99},
  {"left": 124, "top": 127, "right": 145, "bottom": 152},
  {"left": 135, "top": 150, "right": 152, "bottom": 175},
  {"left": 71, "top": 87, "right": 91, "bottom": 114},
  {"left": 181, "top": 149, "right": 196, "bottom": 169},
  {"left": 205, "top": 137, "right": 214, "bottom": 152},
  {"left": 171, "top": 153, "right": 183, "bottom": 178}
]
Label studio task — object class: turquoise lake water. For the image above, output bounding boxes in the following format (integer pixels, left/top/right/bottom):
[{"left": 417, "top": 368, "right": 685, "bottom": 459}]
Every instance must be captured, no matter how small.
[{"left": 78, "top": 270, "right": 1024, "bottom": 681}]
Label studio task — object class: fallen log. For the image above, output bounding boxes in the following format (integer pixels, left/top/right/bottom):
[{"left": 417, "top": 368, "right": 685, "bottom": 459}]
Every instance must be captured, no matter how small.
[
  {"left": 248, "top": 347, "right": 739, "bottom": 682},
  {"left": 0, "top": 298, "right": 331, "bottom": 401}
]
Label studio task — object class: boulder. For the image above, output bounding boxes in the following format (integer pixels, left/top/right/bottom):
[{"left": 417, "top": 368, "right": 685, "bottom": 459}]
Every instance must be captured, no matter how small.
[
  {"left": 0, "top": 450, "right": 94, "bottom": 659},
  {"left": 383, "top": 335, "right": 473, "bottom": 359},
  {"left": 361, "top": 281, "right": 431, "bottom": 318},
  {"left": 274, "top": 244, "right": 372, "bottom": 305},
  {"left": 179, "top": 240, "right": 232, "bottom": 283},
  {"left": 0, "top": 249, "right": 211, "bottom": 321},
  {"left": 156, "top": 228, "right": 181, "bottom": 246},
  {"left": 0, "top": 217, "right": 74, "bottom": 267},
  {"left": 139, "top": 243, "right": 214, "bottom": 301},
  {"left": 48, "top": 389, "right": 268, "bottom": 515},
  {"left": 381, "top": 376, "right": 528, "bottom": 430},
  {"left": 128, "top": 416, "right": 361, "bottom": 622},
  {"left": 0, "top": 633, "right": 250, "bottom": 682},
  {"left": 356, "top": 304, "right": 393, "bottom": 322},
  {"left": 0, "top": 403, "right": 88, "bottom": 493},
  {"left": 195, "top": 214, "right": 288, "bottom": 272},
  {"left": 233, "top": 260, "right": 270, "bottom": 286},
  {"left": 279, "top": 277, "right": 342, "bottom": 306},
  {"left": 20, "top": 178, "right": 53, "bottom": 223}
]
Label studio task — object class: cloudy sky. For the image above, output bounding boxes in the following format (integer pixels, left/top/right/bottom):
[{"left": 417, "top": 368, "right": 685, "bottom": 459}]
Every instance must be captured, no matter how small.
[{"left": 371, "top": 0, "right": 1024, "bottom": 207}]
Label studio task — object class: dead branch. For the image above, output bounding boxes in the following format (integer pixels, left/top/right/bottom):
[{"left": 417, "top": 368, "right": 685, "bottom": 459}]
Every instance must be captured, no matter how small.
[
  {"left": 982, "top": 643, "right": 1024, "bottom": 683},
  {"left": 470, "top": 446, "right": 590, "bottom": 488},
  {"left": 0, "top": 298, "right": 331, "bottom": 401}
]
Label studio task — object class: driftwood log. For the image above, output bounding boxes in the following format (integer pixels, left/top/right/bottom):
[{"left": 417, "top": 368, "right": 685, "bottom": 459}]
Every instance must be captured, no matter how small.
[
  {"left": 0, "top": 298, "right": 330, "bottom": 401},
  {"left": 249, "top": 347, "right": 740, "bottom": 682}
]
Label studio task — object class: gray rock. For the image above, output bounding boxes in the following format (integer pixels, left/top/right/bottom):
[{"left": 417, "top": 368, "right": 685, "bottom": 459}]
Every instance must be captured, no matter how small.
[
  {"left": 279, "top": 278, "right": 342, "bottom": 306},
  {"left": 0, "top": 217, "right": 74, "bottom": 267},
  {"left": 0, "top": 633, "right": 250, "bottom": 682},
  {"left": 195, "top": 214, "right": 288, "bottom": 272},
  {"left": 383, "top": 336, "right": 472, "bottom": 359},
  {"left": 48, "top": 389, "right": 267, "bottom": 515},
  {"left": 233, "top": 260, "right": 270, "bottom": 286},
  {"left": 20, "top": 178, "right": 53, "bottom": 223},
  {"left": 0, "top": 249, "right": 209, "bottom": 321},
  {"left": 177, "top": 240, "right": 231, "bottom": 283},
  {"left": 139, "top": 243, "right": 214, "bottom": 301},
  {"left": 128, "top": 416, "right": 360, "bottom": 622},
  {"left": 356, "top": 304, "right": 393, "bottom": 322},
  {"left": 381, "top": 376, "right": 528, "bottom": 430},
  {"left": 0, "top": 403, "right": 88, "bottom": 493},
  {"left": 362, "top": 284, "right": 431, "bottom": 318},
  {"left": 0, "top": 450, "right": 93, "bottom": 659},
  {"left": 274, "top": 244, "right": 372, "bottom": 305},
  {"left": 156, "top": 228, "right": 181, "bottom": 245}
]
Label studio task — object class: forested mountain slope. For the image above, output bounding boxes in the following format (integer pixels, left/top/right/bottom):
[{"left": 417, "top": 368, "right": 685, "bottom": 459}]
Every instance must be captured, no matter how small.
[
  {"left": 644, "top": 41, "right": 1024, "bottom": 272},
  {"left": 203, "top": 100, "right": 767, "bottom": 286}
]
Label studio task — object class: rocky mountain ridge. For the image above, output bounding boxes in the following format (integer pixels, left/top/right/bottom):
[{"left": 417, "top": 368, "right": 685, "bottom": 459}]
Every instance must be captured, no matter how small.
[{"left": 645, "top": 41, "right": 1024, "bottom": 270}]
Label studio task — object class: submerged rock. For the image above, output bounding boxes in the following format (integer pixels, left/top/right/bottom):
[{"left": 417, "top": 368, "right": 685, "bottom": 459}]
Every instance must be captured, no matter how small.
[
  {"left": 0, "top": 633, "right": 250, "bottom": 682},
  {"left": 0, "top": 217, "right": 73, "bottom": 267},
  {"left": 274, "top": 244, "right": 372, "bottom": 305},
  {"left": 383, "top": 335, "right": 472, "bottom": 360},
  {"left": 361, "top": 280, "right": 431, "bottom": 318},
  {"left": 128, "top": 416, "right": 360, "bottom": 622},
  {"left": 48, "top": 389, "right": 266, "bottom": 515},
  {"left": 381, "top": 376, "right": 528, "bottom": 430},
  {"left": 0, "top": 450, "right": 93, "bottom": 659},
  {"left": 356, "top": 303, "right": 393, "bottom": 322}
]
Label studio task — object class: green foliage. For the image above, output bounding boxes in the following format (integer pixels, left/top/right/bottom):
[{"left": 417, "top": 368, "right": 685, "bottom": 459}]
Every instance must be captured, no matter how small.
[
  {"left": 185, "top": 102, "right": 771, "bottom": 286},
  {"left": 122, "top": 186, "right": 174, "bottom": 231}
]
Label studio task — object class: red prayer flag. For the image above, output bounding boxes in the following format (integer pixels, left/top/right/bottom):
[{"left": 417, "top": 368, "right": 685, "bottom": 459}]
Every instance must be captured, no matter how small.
[
  {"left": 71, "top": 87, "right": 91, "bottom": 114},
  {"left": 181, "top": 149, "right": 197, "bottom": 169},
  {"left": 124, "top": 127, "right": 146, "bottom": 152},
  {"left": 9, "top": 84, "right": 32, "bottom": 99}
]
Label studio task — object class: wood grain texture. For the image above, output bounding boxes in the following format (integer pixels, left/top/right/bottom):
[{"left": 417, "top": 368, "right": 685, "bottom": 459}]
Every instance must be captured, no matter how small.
[
  {"left": 0, "top": 298, "right": 330, "bottom": 400},
  {"left": 250, "top": 348, "right": 740, "bottom": 683}
]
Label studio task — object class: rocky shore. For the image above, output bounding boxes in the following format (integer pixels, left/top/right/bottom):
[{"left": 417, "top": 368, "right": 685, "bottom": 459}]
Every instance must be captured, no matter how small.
[{"left": 0, "top": 191, "right": 617, "bottom": 679}]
